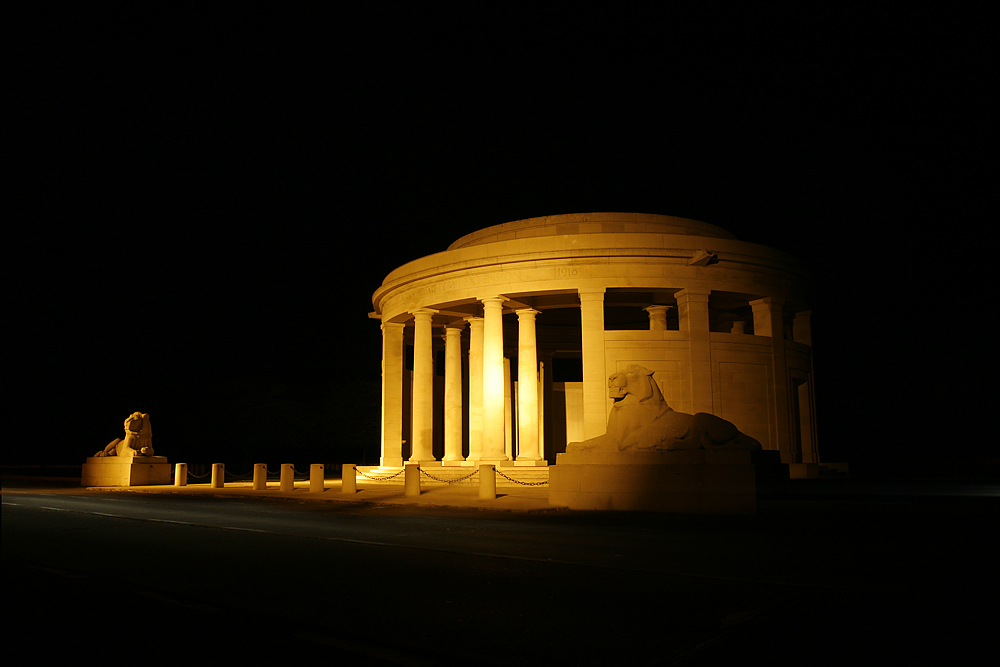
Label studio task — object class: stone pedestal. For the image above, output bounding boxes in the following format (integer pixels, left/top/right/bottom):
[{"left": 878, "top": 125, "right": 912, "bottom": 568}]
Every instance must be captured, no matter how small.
[
  {"left": 549, "top": 450, "right": 785, "bottom": 515},
  {"left": 81, "top": 456, "right": 171, "bottom": 487}
]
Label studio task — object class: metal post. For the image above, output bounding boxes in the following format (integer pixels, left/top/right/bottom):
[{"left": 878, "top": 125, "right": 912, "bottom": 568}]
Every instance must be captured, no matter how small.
[
  {"left": 211, "top": 463, "right": 225, "bottom": 488},
  {"left": 479, "top": 464, "right": 496, "bottom": 500},
  {"left": 280, "top": 464, "right": 294, "bottom": 492},
  {"left": 404, "top": 463, "right": 421, "bottom": 497},
  {"left": 342, "top": 464, "right": 356, "bottom": 494},
  {"left": 310, "top": 464, "right": 324, "bottom": 493},
  {"left": 174, "top": 463, "right": 187, "bottom": 487},
  {"left": 253, "top": 463, "right": 267, "bottom": 490}
]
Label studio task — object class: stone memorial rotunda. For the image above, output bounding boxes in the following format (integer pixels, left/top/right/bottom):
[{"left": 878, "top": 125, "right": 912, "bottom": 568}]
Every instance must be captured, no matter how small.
[{"left": 368, "top": 212, "right": 825, "bottom": 490}]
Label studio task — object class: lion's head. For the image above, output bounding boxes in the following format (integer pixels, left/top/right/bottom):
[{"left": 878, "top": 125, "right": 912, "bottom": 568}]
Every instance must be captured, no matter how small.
[{"left": 608, "top": 365, "right": 666, "bottom": 406}]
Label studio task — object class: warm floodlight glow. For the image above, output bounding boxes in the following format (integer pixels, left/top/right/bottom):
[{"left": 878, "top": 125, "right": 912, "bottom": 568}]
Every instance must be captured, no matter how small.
[{"left": 372, "top": 213, "right": 835, "bottom": 512}]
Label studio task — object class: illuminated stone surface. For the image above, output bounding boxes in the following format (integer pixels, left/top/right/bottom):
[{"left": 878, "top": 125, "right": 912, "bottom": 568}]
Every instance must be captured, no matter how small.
[
  {"left": 370, "top": 213, "right": 828, "bottom": 487},
  {"left": 94, "top": 412, "right": 154, "bottom": 458},
  {"left": 84, "top": 412, "right": 169, "bottom": 486},
  {"left": 567, "top": 364, "right": 762, "bottom": 453},
  {"left": 81, "top": 456, "right": 170, "bottom": 486},
  {"left": 550, "top": 368, "right": 783, "bottom": 514}
]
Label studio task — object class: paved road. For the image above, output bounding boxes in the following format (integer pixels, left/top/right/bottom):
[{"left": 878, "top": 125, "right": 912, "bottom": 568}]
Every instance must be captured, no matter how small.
[{"left": 3, "top": 483, "right": 996, "bottom": 665}]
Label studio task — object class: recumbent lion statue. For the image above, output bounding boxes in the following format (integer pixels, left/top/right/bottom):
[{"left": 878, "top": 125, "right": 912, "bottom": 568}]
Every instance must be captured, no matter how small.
[
  {"left": 566, "top": 365, "right": 762, "bottom": 453},
  {"left": 95, "top": 412, "right": 154, "bottom": 458}
]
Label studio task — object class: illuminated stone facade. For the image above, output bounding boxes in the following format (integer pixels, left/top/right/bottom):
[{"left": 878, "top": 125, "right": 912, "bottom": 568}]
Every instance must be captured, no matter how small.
[{"left": 370, "top": 213, "right": 819, "bottom": 470}]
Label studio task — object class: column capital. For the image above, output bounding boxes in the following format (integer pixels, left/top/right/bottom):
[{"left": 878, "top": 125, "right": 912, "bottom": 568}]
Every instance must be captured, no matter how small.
[
  {"left": 749, "top": 296, "right": 785, "bottom": 308},
  {"left": 381, "top": 321, "right": 406, "bottom": 333},
  {"left": 644, "top": 305, "right": 671, "bottom": 331},
  {"left": 578, "top": 288, "right": 606, "bottom": 301},
  {"left": 441, "top": 326, "right": 464, "bottom": 342},
  {"left": 515, "top": 308, "right": 541, "bottom": 319},
  {"left": 477, "top": 295, "right": 508, "bottom": 305},
  {"left": 409, "top": 307, "right": 440, "bottom": 319},
  {"left": 674, "top": 287, "right": 711, "bottom": 302}
]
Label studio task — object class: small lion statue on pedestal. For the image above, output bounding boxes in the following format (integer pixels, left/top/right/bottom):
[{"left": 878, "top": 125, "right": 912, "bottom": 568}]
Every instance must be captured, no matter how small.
[
  {"left": 95, "top": 412, "right": 154, "bottom": 457},
  {"left": 567, "top": 365, "right": 762, "bottom": 453}
]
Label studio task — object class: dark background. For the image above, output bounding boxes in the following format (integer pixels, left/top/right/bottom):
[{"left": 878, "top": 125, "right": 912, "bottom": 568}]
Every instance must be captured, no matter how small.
[{"left": 8, "top": 7, "right": 990, "bottom": 475}]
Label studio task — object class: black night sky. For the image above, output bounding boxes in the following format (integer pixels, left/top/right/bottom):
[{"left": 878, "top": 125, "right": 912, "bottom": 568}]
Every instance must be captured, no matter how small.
[{"left": 9, "top": 8, "right": 991, "bottom": 474}]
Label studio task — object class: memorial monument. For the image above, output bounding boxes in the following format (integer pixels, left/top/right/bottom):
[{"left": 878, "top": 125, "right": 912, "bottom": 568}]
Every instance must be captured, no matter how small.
[
  {"left": 369, "top": 213, "right": 837, "bottom": 507},
  {"left": 81, "top": 412, "right": 171, "bottom": 486}
]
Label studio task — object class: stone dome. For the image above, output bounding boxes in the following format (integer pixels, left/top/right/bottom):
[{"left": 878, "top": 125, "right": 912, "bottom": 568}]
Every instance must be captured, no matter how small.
[{"left": 447, "top": 212, "right": 736, "bottom": 250}]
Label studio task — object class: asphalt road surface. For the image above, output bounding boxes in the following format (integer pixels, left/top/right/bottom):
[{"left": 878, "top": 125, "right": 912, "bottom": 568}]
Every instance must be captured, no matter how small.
[{"left": 3, "top": 482, "right": 995, "bottom": 665}]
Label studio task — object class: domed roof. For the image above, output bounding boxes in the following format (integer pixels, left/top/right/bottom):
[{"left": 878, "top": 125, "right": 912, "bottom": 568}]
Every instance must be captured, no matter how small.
[{"left": 447, "top": 212, "right": 736, "bottom": 250}]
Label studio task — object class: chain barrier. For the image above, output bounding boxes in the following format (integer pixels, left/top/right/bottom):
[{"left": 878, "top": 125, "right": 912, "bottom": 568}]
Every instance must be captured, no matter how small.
[
  {"left": 230, "top": 466, "right": 317, "bottom": 482},
  {"left": 225, "top": 468, "right": 254, "bottom": 481},
  {"left": 172, "top": 463, "right": 546, "bottom": 486},
  {"left": 151, "top": 465, "right": 173, "bottom": 481},
  {"left": 356, "top": 468, "right": 406, "bottom": 481},
  {"left": 418, "top": 468, "right": 479, "bottom": 484},
  {"left": 493, "top": 468, "right": 549, "bottom": 486}
]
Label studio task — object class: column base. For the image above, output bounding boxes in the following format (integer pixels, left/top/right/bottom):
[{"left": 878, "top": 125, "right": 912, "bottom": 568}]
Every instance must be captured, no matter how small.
[
  {"left": 406, "top": 459, "right": 443, "bottom": 466},
  {"left": 514, "top": 459, "right": 549, "bottom": 466},
  {"left": 466, "top": 458, "right": 517, "bottom": 468}
]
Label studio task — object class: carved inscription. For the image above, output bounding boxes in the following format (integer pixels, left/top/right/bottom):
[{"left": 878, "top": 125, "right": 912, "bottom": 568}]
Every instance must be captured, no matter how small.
[
  {"left": 554, "top": 266, "right": 580, "bottom": 279},
  {"left": 383, "top": 270, "right": 523, "bottom": 313},
  {"left": 381, "top": 264, "right": 592, "bottom": 315}
]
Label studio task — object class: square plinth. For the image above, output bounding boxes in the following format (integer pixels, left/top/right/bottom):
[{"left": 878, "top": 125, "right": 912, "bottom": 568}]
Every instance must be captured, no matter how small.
[
  {"left": 81, "top": 456, "right": 171, "bottom": 487},
  {"left": 548, "top": 451, "right": 781, "bottom": 515}
]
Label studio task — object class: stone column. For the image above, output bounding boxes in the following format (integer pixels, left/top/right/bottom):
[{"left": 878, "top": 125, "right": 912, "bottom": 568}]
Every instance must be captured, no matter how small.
[
  {"left": 465, "top": 316, "right": 484, "bottom": 462},
  {"left": 504, "top": 356, "right": 513, "bottom": 460},
  {"left": 516, "top": 308, "right": 542, "bottom": 462},
  {"left": 644, "top": 305, "right": 671, "bottom": 331},
  {"left": 675, "top": 288, "right": 713, "bottom": 415},
  {"left": 409, "top": 308, "right": 439, "bottom": 463},
  {"left": 793, "top": 310, "right": 812, "bottom": 346},
  {"left": 480, "top": 296, "right": 509, "bottom": 461},
  {"left": 751, "top": 297, "right": 792, "bottom": 461},
  {"left": 579, "top": 288, "right": 608, "bottom": 440},
  {"left": 380, "top": 322, "right": 405, "bottom": 467},
  {"left": 538, "top": 354, "right": 551, "bottom": 462},
  {"left": 443, "top": 322, "right": 465, "bottom": 462}
]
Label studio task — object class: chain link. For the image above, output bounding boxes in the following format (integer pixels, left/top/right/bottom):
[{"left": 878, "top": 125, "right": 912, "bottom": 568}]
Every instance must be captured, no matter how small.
[
  {"left": 356, "top": 468, "right": 406, "bottom": 481},
  {"left": 493, "top": 468, "right": 549, "bottom": 486},
  {"left": 418, "top": 468, "right": 479, "bottom": 484},
  {"left": 225, "top": 468, "right": 254, "bottom": 481},
  {"left": 138, "top": 463, "right": 546, "bottom": 486}
]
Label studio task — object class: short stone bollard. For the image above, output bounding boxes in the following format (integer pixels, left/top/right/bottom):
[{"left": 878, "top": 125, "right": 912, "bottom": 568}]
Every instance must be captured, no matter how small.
[
  {"left": 404, "top": 463, "right": 421, "bottom": 497},
  {"left": 310, "top": 464, "right": 324, "bottom": 493},
  {"left": 211, "top": 463, "right": 225, "bottom": 488},
  {"left": 174, "top": 463, "right": 188, "bottom": 487},
  {"left": 253, "top": 463, "right": 267, "bottom": 490},
  {"left": 280, "top": 464, "right": 294, "bottom": 492},
  {"left": 479, "top": 464, "right": 496, "bottom": 500},
  {"left": 341, "top": 464, "right": 356, "bottom": 494}
]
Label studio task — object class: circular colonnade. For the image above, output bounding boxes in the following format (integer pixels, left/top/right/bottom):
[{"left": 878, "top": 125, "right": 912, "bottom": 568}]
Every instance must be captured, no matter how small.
[{"left": 370, "top": 212, "right": 818, "bottom": 468}]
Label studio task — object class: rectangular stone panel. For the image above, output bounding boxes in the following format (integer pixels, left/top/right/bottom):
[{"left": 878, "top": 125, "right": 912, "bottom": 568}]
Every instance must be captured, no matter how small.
[{"left": 549, "top": 460, "right": 758, "bottom": 514}]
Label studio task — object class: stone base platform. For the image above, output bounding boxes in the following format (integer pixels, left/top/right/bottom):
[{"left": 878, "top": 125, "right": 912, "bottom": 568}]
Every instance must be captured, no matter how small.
[
  {"left": 549, "top": 450, "right": 787, "bottom": 514},
  {"left": 81, "top": 456, "right": 171, "bottom": 487}
]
